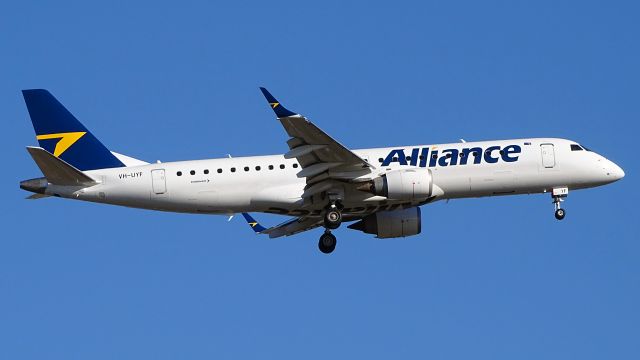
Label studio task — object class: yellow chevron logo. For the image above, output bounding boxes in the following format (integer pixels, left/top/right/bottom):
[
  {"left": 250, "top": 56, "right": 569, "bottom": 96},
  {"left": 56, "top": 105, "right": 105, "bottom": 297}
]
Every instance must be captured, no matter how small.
[
  {"left": 36, "top": 131, "right": 87, "bottom": 157},
  {"left": 270, "top": 102, "right": 279, "bottom": 109},
  {"left": 249, "top": 222, "right": 258, "bottom": 228}
]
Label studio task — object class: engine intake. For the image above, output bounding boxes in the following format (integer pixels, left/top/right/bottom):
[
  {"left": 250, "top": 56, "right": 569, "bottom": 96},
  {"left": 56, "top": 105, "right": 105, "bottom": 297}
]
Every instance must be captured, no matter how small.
[{"left": 348, "top": 207, "right": 421, "bottom": 238}]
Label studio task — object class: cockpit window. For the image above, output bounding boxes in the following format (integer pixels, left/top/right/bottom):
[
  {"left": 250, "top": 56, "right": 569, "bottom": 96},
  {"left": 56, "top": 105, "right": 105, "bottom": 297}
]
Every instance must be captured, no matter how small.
[{"left": 570, "top": 144, "right": 584, "bottom": 151}]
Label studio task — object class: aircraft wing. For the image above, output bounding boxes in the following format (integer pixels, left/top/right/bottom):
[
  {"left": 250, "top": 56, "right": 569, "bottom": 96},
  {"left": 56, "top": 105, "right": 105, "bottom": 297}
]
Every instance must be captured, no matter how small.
[
  {"left": 242, "top": 213, "right": 323, "bottom": 238},
  {"left": 259, "top": 88, "right": 374, "bottom": 197}
]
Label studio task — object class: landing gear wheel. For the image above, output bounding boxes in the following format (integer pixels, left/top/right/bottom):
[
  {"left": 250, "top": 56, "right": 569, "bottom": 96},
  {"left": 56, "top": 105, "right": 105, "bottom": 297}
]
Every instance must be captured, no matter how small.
[
  {"left": 551, "top": 189, "right": 568, "bottom": 221},
  {"left": 324, "top": 208, "right": 342, "bottom": 229},
  {"left": 318, "top": 232, "right": 337, "bottom": 254}
]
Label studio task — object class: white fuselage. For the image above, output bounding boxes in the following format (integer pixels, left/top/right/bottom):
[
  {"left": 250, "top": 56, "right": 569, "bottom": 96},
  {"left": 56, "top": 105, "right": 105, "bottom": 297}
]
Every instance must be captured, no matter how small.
[{"left": 45, "top": 138, "right": 624, "bottom": 217}]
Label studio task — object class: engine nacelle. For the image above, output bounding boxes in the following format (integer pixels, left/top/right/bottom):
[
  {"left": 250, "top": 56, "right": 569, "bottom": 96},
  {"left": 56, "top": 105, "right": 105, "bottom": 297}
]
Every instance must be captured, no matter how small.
[
  {"left": 359, "top": 169, "right": 432, "bottom": 201},
  {"left": 348, "top": 207, "right": 422, "bottom": 239}
]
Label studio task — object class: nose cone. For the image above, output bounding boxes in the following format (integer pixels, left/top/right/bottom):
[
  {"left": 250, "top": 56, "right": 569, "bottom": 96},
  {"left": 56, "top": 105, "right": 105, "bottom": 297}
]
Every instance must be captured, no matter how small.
[{"left": 610, "top": 161, "right": 625, "bottom": 181}]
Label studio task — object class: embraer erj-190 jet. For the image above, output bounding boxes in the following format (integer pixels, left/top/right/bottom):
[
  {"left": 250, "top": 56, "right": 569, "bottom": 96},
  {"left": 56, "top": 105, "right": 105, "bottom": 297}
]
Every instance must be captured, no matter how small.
[{"left": 20, "top": 88, "right": 625, "bottom": 253}]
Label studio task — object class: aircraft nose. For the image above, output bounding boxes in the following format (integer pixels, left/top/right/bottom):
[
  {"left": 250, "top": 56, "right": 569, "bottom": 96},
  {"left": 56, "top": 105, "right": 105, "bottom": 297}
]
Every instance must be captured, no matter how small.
[
  {"left": 611, "top": 162, "right": 625, "bottom": 180},
  {"left": 605, "top": 159, "right": 625, "bottom": 181}
]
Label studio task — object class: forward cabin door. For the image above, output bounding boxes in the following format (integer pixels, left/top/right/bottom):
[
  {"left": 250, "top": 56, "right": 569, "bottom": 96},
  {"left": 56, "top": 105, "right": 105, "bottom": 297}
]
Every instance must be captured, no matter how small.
[
  {"left": 151, "top": 169, "right": 167, "bottom": 194},
  {"left": 540, "top": 144, "right": 556, "bottom": 168}
]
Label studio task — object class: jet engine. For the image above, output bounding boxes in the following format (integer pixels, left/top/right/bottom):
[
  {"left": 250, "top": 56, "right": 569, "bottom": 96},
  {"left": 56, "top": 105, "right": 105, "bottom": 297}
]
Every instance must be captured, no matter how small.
[
  {"left": 358, "top": 169, "right": 433, "bottom": 201},
  {"left": 348, "top": 207, "right": 421, "bottom": 238}
]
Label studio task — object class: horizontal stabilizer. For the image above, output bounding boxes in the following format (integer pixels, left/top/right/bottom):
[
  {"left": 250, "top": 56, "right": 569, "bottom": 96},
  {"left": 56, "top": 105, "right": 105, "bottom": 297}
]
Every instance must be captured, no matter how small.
[{"left": 26, "top": 146, "right": 97, "bottom": 186}]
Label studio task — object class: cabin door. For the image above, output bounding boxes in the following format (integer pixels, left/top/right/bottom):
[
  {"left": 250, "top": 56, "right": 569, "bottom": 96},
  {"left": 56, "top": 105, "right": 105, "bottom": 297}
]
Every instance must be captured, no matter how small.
[
  {"left": 151, "top": 169, "right": 167, "bottom": 194},
  {"left": 540, "top": 144, "right": 556, "bottom": 168}
]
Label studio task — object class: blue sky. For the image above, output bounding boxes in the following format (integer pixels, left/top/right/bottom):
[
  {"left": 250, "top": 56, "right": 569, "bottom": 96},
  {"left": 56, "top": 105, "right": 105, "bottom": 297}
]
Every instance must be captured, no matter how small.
[{"left": 1, "top": 1, "right": 638, "bottom": 358}]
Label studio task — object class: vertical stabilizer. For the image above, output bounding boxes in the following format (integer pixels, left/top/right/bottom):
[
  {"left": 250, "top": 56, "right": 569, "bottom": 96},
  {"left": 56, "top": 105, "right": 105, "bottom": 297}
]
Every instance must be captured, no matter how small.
[{"left": 22, "top": 89, "right": 125, "bottom": 171}]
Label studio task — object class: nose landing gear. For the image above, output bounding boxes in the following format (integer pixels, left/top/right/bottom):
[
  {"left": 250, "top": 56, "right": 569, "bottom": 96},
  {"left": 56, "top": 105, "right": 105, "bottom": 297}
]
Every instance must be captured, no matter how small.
[{"left": 552, "top": 187, "right": 568, "bottom": 220}]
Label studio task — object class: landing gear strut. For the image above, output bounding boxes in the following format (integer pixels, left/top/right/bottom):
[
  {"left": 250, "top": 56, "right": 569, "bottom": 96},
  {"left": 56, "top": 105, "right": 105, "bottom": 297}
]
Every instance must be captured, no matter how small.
[
  {"left": 552, "top": 187, "right": 568, "bottom": 220},
  {"left": 318, "top": 231, "right": 337, "bottom": 254},
  {"left": 323, "top": 202, "right": 343, "bottom": 229},
  {"left": 319, "top": 202, "right": 342, "bottom": 253}
]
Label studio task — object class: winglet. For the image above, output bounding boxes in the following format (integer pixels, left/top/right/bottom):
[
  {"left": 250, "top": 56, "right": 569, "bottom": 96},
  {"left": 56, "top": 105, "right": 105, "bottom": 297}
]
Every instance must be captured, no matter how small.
[
  {"left": 259, "top": 87, "right": 297, "bottom": 118},
  {"left": 241, "top": 213, "right": 267, "bottom": 233}
]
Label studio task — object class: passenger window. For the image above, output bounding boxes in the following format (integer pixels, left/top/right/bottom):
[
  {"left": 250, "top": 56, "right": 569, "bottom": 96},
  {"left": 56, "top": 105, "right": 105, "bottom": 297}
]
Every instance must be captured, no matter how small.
[
  {"left": 255, "top": 166, "right": 261, "bottom": 171},
  {"left": 177, "top": 171, "right": 182, "bottom": 176},
  {"left": 190, "top": 170, "right": 195, "bottom": 175},
  {"left": 244, "top": 166, "right": 249, "bottom": 172},
  {"left": 378, "top": 158, "right": 384, "bottom": 163},
  {"left": 217, "top": 169, "right": 222, "bottom": 173},
  {"left": 231, "top": 167, "right": 236, "bottom": 172},
  {"left": 293, "top": 163, "right": 299, "bottom": 168},
  {"left": 204, "top": 169, "right": 209, "bottom": 174},
  {"left": 280, "top": 164, "right": 285, "bottom": 169},
  {"left": 269, "top": 165, "right": 274, "bottom": 170},
  {"left": 570, "top": 144, "right": 583, "bottom": 151}
]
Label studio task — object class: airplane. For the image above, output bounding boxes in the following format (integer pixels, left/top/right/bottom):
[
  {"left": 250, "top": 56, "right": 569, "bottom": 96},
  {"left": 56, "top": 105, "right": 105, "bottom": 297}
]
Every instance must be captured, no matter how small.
[{"left": 19, "top": 88, "right": 625, "bottom": 254}]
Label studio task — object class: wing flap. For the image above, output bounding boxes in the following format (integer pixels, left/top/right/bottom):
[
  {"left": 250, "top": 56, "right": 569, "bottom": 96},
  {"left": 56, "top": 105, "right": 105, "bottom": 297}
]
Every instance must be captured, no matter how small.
[
  {"left": 296, "top": 162, "right": 342, "bottom": 178},
  {"left": 284, "top": 144, "right": 327, "bottom": 159}
]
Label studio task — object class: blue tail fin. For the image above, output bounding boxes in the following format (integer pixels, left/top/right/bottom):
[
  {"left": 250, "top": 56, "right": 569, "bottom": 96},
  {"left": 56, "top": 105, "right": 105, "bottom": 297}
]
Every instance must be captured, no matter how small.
[{"left": 22, "top": 89, "right": 125, "bottom": 171}]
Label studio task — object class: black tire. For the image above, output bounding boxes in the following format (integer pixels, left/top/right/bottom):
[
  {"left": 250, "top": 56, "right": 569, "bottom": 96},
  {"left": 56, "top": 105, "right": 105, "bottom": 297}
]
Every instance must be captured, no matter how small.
[
  {"left": 318, "top": 233, "right": 337, "bottom": 254},
  {"left": 324, "top": 209, "right": 342, "bottom": 229},
  {"left": 555, "top": 208, "right": 566, "bottom": 220}
]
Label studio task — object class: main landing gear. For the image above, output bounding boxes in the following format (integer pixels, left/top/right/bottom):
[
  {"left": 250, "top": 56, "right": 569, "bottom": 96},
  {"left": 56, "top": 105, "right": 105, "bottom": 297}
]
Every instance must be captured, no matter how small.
[
  {"left": 318, "top": 202, "right": 343, "bottom": 254},
  {"left": 324, "top": 204, "right": 342, "bottom": 229},
  {"left": 318, "top": 231, "right": 337, "bottom": 254},
  {"left": 552, "top": 187, "right": 568, "bottom": 221}
]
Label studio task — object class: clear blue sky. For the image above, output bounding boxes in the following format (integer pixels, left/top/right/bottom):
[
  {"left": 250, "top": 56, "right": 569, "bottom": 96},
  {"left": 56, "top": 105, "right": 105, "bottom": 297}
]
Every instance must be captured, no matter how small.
[{"left": 1, "top": 1, "right": 638, "bottom": 359}]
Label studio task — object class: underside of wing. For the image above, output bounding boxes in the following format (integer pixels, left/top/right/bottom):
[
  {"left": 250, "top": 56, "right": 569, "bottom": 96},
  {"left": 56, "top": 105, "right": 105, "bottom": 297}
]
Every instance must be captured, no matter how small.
[{"left": 242, "top": 213, "right": 325, "bottom": 238}]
